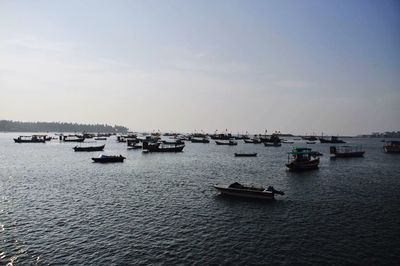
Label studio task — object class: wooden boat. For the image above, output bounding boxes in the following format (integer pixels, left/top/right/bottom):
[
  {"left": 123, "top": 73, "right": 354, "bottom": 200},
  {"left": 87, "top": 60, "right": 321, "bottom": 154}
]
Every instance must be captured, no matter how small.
[
  {"left": 92, "top": 154, "right": 125, "bottom": 163},
  {"left": 330, "top": 146, "right": 365, "bottom": 158},
  {"left": 191, "top": 138, "right": 210, "bottom": 143},
  {"left": 142, "top": 141, "right": 185, "bottom": 152},
  {"left": 210, "top": 133, "right": 232, "bottom": 140},
  {"left": 264, "top": 142, "right": 281, "bottom": 147},
  {"left": 234, "top": 153, "right": 257, "bottom": 157},
  {"left": 213, "top": 182, "right": 284, "bottom": 200},
  {"left": 73, "top": 144, "right": 105, "bottom": 152},
  {"left": 215, "top": 140, "right": 238, "bottom": 146},
  {"left": 260, "top": 134, "right": 281, "bottom": 143},
  {"left": 286, "top": 147, "right": 320, "bottom": 171},
  {"left": 60, "top": 135, "right": 85, "bottom": 142},
  {"left": 244, "top": 138, "right": 261, "bottom": 144},
  {"left": 383, "top": 141, "right": 400, "bottom": 153},
  {"left": 14, "top": 135, "right": 46, "bottom": 143},
  {"left": 319, "top": 136, "right": 346, "bottom": 144}
]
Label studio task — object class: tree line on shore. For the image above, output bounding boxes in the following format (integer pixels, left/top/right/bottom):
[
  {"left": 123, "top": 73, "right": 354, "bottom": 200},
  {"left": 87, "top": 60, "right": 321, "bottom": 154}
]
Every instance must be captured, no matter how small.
[{"left": 0, "top": 120, "right": 129, "bottom": 133}]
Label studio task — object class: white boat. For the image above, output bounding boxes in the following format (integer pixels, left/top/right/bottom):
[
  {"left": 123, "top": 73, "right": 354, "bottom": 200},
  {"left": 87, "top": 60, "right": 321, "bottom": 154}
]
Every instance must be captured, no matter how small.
[{"left": 213, "top": 182, "right": 284, "bottom": 200}]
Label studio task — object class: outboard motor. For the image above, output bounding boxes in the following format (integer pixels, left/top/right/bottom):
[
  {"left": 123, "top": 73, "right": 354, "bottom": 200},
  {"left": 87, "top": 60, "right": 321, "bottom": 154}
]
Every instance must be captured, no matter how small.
[{"left": 266, "top": 186, "right": 285, "bottom": 195}]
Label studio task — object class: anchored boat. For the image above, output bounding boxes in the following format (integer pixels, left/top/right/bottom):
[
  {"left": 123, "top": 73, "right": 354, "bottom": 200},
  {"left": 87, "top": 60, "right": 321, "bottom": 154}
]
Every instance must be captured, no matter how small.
[
  {"left": 73, "top": 144, "right": 105, "bottom": 152},
  {"left": 215, "top": 140, "right": 238, "bottom": 146},
  {"left": 286, "top": 147, "right": 320, "bottom": 171},
  {"left": 142, "top": 141, "right": 185, "bottom": 152},
  {"left": 92, "top": 154, "right": 125, "bottom": 163},
  {"left": 214, "top": 182, "right": 284, "bottom": 200},
  {"left": 234, "top": 153, "right": 257, "bottom": 157},
  {"left": 14, "top": 135, "right": 46, "bottom": 143},
  {"left": 330, "top": 145, "right": 365, "bottom": 158},
  {"left": 383, "top": 141, "right": 400, "bottom": 153}
]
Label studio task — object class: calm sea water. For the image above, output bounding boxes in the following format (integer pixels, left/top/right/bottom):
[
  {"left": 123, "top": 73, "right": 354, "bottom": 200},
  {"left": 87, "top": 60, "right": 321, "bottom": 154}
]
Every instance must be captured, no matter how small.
[{"left": 1, "top": 133, "right": 399, "bottom": 265}]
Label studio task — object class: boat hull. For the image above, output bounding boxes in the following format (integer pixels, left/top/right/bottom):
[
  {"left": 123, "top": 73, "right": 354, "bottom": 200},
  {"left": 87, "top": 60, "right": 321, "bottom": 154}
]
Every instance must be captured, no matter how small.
[
  {"left": 74, "top": 145, "right": 105, "bottom": 152},
  {"left": 215, "top": 141, "right": 237, "bottom": 146},
  {"left": 332, "top": 151, "right": 365, "bottom": 158},
  {"left": 286, "top": 158, "right": 319, "bottom": 171},
  {"left": 214, "top": 186, "right": 275, "bottom": 200},
  {"left": 92, "top": 156, "right": 125, "bottom": 163},
  {"left": 14, "top": 139, "right": 45, "bottom": 143},
  {"left": 234, "top": 153, "right": 257, "bottom": 157}
]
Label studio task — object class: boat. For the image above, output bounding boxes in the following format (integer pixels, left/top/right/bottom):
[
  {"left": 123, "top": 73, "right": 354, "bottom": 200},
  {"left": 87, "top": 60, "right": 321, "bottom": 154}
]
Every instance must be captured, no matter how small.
[
  {"left": 92, "top": 154, "right": 125, "bottom": 163},
  {"left": 215, "top": 140, "right": 238, "bottom": 146},
  {"left": 94, "top": 137, "right": 107, "bottom": 140},
  {"left": 264, "top": 142, "right": 281, "bottom": 147},
  {"left": 244, "top": 138, "right": 261, "bottom": 144},
  {"left": 213, "top": 182, "right": 284, "bottom": 200},
  {"left": 330, "top": 145, "right": 365, "bottom": 158},
  {"left": 286, "top": 147, "right": 320, "bottom": 171},
  {"left": 210, "top": 133, "right": 232, "bottom": 140},
  {"left": 282, "top": 140, "right": 294, "bottom": 144},
  {"left": 319, "top": 136, "right": 346, "bottom": 144},
  {"left": 383, "top": 141, "right": 400, "bottom": 153},
  {"left": 14, "top": 135, "right": 46, "bottom": 143},
  {"left": 190, "top": 138, "right": 210, "bottom": 143},
  {"left": 302, "top": 136, "right": 318, "bottom": 141},
  {"left": 60, "top": 135, "right": 85, "bottom": 142},
  {"left": 162, "top": 139, "right": 184, "bottom": 145},
  {"left": 306, "top": 141, "right": 316, "bottom": 144},
  {"left": 260, "top": 134, "right": 281, "bottom": 144},
  {"left": 73, "top": 144, "right": 105, "bottom": 152},
  {"left": 127, "top": 143, "right": 142, "bottom": 150},
  {"left": 142, "top": 141, "right": 185, "bottom": 152},
  {"left": 234, "top": 153, "right": 257, "bottom": 157}
]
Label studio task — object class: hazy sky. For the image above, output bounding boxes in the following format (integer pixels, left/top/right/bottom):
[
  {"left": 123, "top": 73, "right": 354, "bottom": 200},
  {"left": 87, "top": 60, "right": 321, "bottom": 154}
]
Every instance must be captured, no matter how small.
[{"left": 1, "top": 0, "right": 399, "bottom": 135}]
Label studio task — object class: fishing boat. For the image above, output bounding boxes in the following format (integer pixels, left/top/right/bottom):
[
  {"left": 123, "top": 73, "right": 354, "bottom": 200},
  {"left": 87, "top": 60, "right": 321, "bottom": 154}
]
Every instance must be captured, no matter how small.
[
  {"left": 142, "top": 141, "right": 185, "bottom": 152},
  {"left": 191, "top": 138, "right": 210, "bottom": 143},
  {"left": 264, "top": 142, "right": 282, "bottom": 147},
  {"left": 213, "top": 182, "right": 284, "bottom": 200},
  {"left": 282, "top": 140, "right": 294, "bottom": 144},
  {"left": 60, "top": 135, "right": 85, "bottom": 142},
  {"left": 92, "top": 154, "right": 125, "bottom": 163},
  {"left": 260, "top": 134, "right": 281, "bottom": 144},
  {"left": 210, "top": 133, "right": 232, "bottom": 140},
  {"left": 319, "top": 136, "right": 346, "bottom": 144},
  {"left": 73, "top": 144, "right": 105, "bottom": 152},
  {"left": 244, "top": 138, "right": 261, "bottom": 144},
  {"left": 215, "top": 140, "right": 238, "bottom": 146},
  {"left": 14, "top": 135, "right": 46, "bottom": 143},
  {"left": 286, "top": 147, "right": 320, "bottom": 171},
  {"left": 383, "top": 141, "right": 400, "bottom": 153},
  {"left": 330, "top": 145, "right": 365, "bottom": 158},
  {"left": 302, "top": 136, "right": 318, "bottom": 141},
  {"left": 234, "top": 153, "right": 257, "bottom": 157}
]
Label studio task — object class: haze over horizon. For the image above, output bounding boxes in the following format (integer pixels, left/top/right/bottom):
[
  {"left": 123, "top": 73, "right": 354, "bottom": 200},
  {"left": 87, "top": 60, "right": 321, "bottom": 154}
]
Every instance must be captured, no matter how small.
[{"left": 1, "top": 0, "right": 399, "bottom": 135}]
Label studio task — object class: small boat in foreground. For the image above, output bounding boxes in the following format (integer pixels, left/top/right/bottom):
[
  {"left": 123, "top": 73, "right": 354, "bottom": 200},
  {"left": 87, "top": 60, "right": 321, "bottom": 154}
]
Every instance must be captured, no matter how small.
[
  {"left": 73, "top": 144, "right": 105, "bottom": 152},
  {"left": 383, "top": 141, "right": 400, "bottom": 153},
  {"left": 92, "top": 154, "right": 125, "bottom": 163},
  {"left": 214, "top": 182, "right": 284, "bottom": 200},
  {"left": 234, "top": 153, "right": 257, "bottom": 157},
  {"left": 286, "top": 147, "right": 320, "bottom": 171},
  {"left": 215, "top": 140, "right": 238, "bottom": 146},
  {"left": 330, "top": 145, "right": 365, "bottom": 158}
]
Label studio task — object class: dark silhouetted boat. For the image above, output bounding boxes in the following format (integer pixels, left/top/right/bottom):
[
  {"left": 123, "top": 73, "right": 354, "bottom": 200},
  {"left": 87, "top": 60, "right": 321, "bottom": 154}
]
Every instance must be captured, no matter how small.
[
  {"left": 14, "top": 135, "right": 46, "bottom": 143},
  {"left": 142, "top": 141, "right": 185, "bottom": 152},
  {"left": 73, "top": 144, "right": 105, "bottom": 152},
  {"left": 383, "top": 141, "right": 400, "bottom": 153},
  {"left": 213, "top": 182, "right": 284, "bottom": 200},
  {"left": 330, "top": 145, "right": 365, "bottom": 158},
  {"left": 234, "top": 153, "right": 257, "bottom": 157},
  {"left": 94, "top": 137, "right": 107, "bottom": 140},
  {"left": 302, "top": 136, "right": 318, "bottom": 141},
  {"left": 191, "top": 138, "right": 210, "bottom": 143},
  {"left": 92, "top": 154, "right": 125, "bottom": 163},
  {"left": 306, "top": 141, "right": 316, "bottom": 144},
  {"left": 286, "top": 147, "right": 320, "bottom": 171},
  {"left": 319, "top": 136, "right": 346, "bottom": 144},
  {"left": 215, "top": 140, "right": 238, "bottom": 146}
]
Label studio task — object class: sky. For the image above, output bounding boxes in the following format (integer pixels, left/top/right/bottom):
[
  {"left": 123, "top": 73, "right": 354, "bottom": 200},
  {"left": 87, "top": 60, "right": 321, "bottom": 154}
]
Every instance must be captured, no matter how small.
[{"left": 0, "top": 0, "right": 399, "bottom": 135}]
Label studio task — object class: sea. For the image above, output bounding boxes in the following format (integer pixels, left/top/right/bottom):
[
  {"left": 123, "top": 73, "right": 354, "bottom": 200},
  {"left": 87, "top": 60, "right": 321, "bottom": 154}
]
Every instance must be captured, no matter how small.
[{"left": 1, "top": 133, "right": 399, "bottom": 265}]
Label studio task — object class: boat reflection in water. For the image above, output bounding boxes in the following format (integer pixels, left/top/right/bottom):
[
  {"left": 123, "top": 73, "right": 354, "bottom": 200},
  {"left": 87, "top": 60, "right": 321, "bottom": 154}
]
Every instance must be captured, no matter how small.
[{"left": 214, "top": 182, "right": 284, "bottom": 200}]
